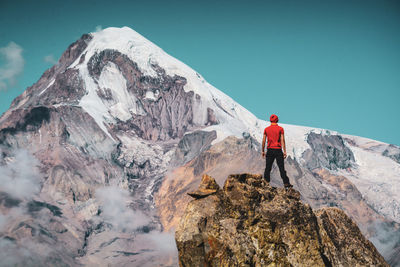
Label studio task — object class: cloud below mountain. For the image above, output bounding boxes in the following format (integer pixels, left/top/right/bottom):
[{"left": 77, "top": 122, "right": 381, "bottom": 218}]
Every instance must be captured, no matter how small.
[
  {"left": 0, "top": 149, "right": 42, "bottom": 232},
  {"left": 0, "top": 149, "right": 41, "bottom": 200},
  {"left": 95, "top": 186, "right": 150, "bottom": 231}
]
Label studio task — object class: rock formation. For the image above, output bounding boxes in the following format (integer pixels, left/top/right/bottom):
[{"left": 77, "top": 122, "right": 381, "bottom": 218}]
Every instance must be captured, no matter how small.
[{"left": 175, "top": 173, "right": 388, "bottom": 266}]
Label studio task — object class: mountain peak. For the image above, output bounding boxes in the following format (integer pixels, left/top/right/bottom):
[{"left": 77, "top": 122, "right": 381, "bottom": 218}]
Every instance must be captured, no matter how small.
[
  {"left": 80, "top": 26, "right": 165, "bottom": 77},
  {"left": 64, "top": 26, "right": 264, "bottom": 143}
]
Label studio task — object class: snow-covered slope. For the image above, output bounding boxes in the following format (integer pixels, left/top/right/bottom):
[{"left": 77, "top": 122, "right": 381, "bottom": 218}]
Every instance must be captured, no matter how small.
[{"left": 339, "top": 135, "right": 400, "bottom": 222}]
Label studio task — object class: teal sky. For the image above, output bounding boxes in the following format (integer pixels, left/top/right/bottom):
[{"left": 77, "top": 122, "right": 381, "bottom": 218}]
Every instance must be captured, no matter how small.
[{"left": 1, "top": 0, "right": 399, "bottom": 145}]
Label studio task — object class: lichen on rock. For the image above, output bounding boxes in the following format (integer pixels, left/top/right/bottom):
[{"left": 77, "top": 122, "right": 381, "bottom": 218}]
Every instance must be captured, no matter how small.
[{"left": 175, "top": 173, "right": 388, "bottom": 267}]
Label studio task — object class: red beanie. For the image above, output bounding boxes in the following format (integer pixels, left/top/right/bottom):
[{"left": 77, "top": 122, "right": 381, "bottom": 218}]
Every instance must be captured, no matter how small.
[{"left": 270, "top": 114, "right": 279, "bottom": 123}]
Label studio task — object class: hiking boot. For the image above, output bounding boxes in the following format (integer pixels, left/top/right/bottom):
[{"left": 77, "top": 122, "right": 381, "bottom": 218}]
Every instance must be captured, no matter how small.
[{"left": 284, "top": 183, "right": 293, "bottom": 190}]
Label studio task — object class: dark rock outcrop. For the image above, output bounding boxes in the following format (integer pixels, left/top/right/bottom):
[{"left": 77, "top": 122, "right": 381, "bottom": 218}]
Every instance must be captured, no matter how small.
[
  {"left": 172, "top": 130, "right": 217, "bottom": 166},
  {"left": 175, "top": 173, "right": 388, "bottom": 266},
  {"left": 382, "top": 144, "right": 400, "bottom": 164},
  {"left": 0, "top": 106, "right": 50, "bottom": 134},
  {"left": 303, "top": 132, "right": 355, "bottom": 170},
  {"left": 187, "top": 174, "right": 220, "bottom": 199}
]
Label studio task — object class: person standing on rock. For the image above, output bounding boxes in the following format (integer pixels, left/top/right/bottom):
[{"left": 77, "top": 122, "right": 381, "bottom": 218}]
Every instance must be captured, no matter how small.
[{"left": 262, "top": 114, "right": 293, "bottom": 190}]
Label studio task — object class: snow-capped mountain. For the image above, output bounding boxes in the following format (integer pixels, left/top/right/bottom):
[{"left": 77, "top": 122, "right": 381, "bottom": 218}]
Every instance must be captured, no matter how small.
[{"left": 0, "top": 27, "right": 399, "bottom": 266}]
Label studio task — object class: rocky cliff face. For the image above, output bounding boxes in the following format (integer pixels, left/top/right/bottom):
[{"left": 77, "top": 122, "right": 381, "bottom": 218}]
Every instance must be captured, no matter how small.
[{"left": 176, "top": 173, "right": 388, "bottom": 266}]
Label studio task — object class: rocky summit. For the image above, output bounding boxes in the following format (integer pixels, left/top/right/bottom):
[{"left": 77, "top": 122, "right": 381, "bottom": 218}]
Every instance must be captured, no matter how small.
[{"left": 175, "top": 173, "right": 388, "bottom": 267}]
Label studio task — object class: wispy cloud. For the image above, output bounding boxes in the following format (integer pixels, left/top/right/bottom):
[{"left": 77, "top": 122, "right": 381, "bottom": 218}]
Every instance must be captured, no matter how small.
[
  {"left": 370, "top": 222, "right": 400, "bottom": 259},
  {"left": 0, "top": 237, "right": 51, "bottom": 266},
  {"left": 95, "top": 25, "right": 103, "bottom": 32},
  {"left": 0, "top": 149, "right": 60, "bottom": 265},
  {"left": 147, "top": 230, "right": 177, "bottom": 254},
  {"left": 0, "top": 149, "right": 41, "bottom": 200},
  {"left": 95, "top": 186, "right": 150, "bottom": 232},
  {"left": 43, "top": 54, "right": 57, "bottom": 65},
  {"left": 0, "top": 207, "right": 24, "bottom": 232},
  {"left": 0, "top": 149, "right": 42, "bottom": 234},
  {"left": 0, "top": 149, "right": 41, "bottom": 232},
  {"left": 0, "top": 42, "right": 24, "bottom": 90}
]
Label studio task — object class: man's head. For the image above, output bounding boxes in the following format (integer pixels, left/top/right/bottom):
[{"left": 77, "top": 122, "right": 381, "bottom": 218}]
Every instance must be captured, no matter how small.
[{"left": 270, "top": 114, "right": 279, "bottom": 123}]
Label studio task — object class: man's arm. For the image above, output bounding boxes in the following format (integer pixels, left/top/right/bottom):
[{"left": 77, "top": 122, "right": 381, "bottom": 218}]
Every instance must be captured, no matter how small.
[
  {"left": 262, "top": 133, "right": 266, "bottom": 158},
  {"left": 281, "top": 133, "right": 287, "bottom": 159}
]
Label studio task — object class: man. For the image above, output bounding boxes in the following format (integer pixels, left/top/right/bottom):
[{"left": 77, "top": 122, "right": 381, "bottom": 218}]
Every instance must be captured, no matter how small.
[{"left": 262, "top": 114, "right": 293, "bottom": 190}]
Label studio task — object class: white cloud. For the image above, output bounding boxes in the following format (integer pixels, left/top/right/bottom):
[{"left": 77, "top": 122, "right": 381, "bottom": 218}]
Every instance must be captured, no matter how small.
[
  {"left": 0, "top": 149, "right": 41, "bottom": 200},
  {"left": 147, "top": 230, "right": 177, "bottom": 253},
  {"left": 0, "top": 42, "right": 24, "bottom": 90},
  {"left": 0, "top": 149, "right": 55, "bottom": 264},
  {"left": 95, "top": 186, "right": 150, "bottom": 232},
  {"left": 0, "top": 149, "right": 42, "bottom": 233},
  {"left": 95, "top": 25, "right": 103, "bottom": 32},
  {"left": 0, "top": 213, "right": 7, "bottom": 230},
  {"left": 0, "top": 207, "right": 24, "bottom": 232},
  {"left": 43, "top": 54, "right": 57, "bottom": 65},
  {"left": 0, "top": 238, "right": 51, "bottom": 266},
  {"left": 369, "top": 222, "right": 400, "bottom": 259}
]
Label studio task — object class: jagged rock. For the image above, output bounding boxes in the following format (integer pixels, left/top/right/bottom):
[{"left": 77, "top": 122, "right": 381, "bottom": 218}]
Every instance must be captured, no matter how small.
[
  {"left": 175, "top": 173, "right": 388, "bottom": 266},
  {"left": 303, "top": 132, "right": 355, "bottom": 170},
  {"left": 316, "top": 207, "right": 388, "bottom": 266},
  {"left": 172, "top": 130, "right": 217, "bottom": 166},
  {"left": 187, "top": 174, "right": 220, "bottom": 199},
  {"left": 382, "top": 144, "right": 400, "bottom": 164}
]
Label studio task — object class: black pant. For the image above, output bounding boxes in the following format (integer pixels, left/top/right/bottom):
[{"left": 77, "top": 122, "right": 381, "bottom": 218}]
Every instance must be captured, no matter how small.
[{"left": 264, "top": 148, "right": 290, "bottom": 185}]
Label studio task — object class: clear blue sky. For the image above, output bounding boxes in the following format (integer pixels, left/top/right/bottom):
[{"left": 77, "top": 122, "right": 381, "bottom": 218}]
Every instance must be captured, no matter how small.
[{"left": 1, "top": 0, "right": 399, "bottom": 145}]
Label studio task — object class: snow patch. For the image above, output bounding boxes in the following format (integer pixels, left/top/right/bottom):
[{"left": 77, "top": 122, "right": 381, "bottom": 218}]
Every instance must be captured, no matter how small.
[
  {"left": 109, "top": 103, "right": 132, "bottom": 121},
  {"left": 77, "top": 61, "right": 147, "bottom": 139},
  {"left": 77, "top": 63, "right": 115, "bottom": 141},
  {"left": 97, "top": 62, "right": 144, "bottom": 120},
  {"left": 144, "top": 90, "right": 158, "bottom": 101},
  {"left": 38, "top": 78, "right": 55, "bottom": 96},
  {"left": 118, "top": 135, "right": 164, "bottom": 168}
]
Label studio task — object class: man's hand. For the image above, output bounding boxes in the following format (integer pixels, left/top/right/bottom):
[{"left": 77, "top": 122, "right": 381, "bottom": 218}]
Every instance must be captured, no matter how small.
[
  {"left": 283, "top": 152, "right": 287, "bottom": 159},
  {"left": 262, "top": 152, "right": 265, "bottom": 158}
]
